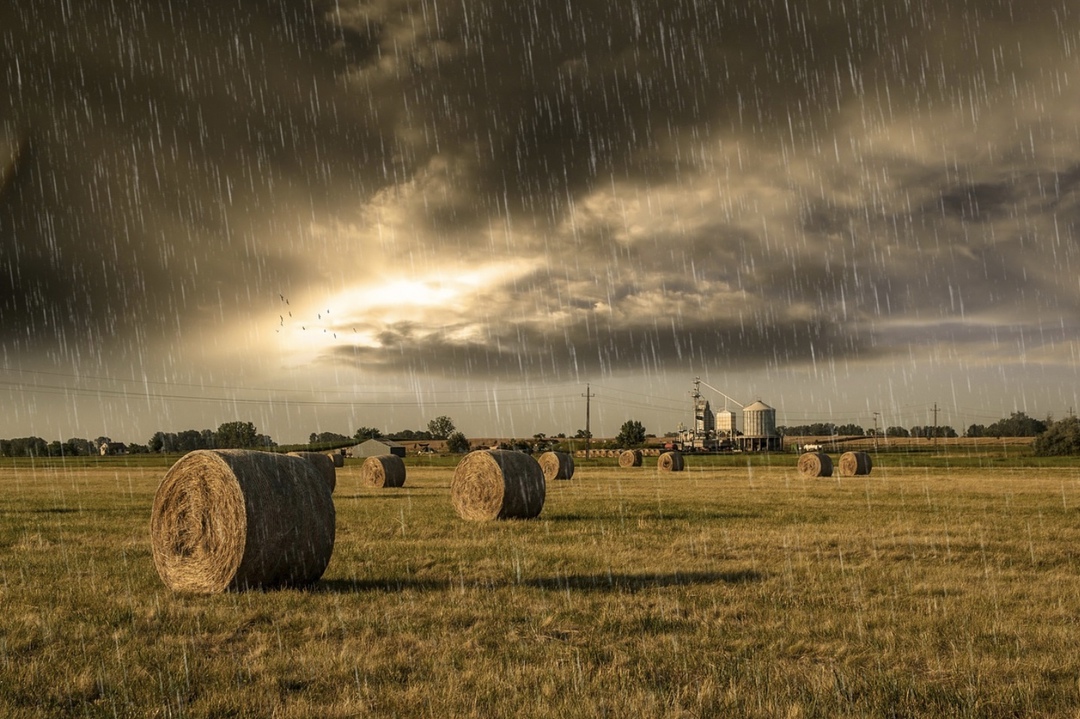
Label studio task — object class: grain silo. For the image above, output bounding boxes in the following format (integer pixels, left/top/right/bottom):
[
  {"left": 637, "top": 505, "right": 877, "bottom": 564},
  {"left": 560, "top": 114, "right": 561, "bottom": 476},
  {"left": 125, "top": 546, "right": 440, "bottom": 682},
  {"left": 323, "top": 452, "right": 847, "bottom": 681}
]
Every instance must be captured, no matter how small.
[
  {"left": 715, "top": 408, "right": 737, "bottom": 437},
  {"left": 740, "top": 400, "right": 782, "bottom": 451}
]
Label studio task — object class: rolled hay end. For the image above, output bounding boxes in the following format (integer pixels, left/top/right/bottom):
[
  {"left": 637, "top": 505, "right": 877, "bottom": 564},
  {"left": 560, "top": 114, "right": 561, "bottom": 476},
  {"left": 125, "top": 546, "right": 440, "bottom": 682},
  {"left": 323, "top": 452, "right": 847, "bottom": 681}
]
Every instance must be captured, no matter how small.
[
  {"left": 838, "top": 451, "right": 873, "bottom": 476},
  {"left": 618, "top": 449, "right": 643, "bottom": 468},
  {"left": 451, "top": 449, "right": 546, "bottom": 521},
  {"left": 657, "top": 451, "right": 685, "bottom": 472},
  {"left": 287, "top": 451, "right": 337, "bottom": 493},
  {"left": 361, "top": 454, "right": 407, "bottom": 488},
  {"left": 797, "top": 452, "right": 833, "bottom": 478},
  {"left": 150, "top": 449, "right": 335, "bottom": 594},
  {"left": 538, "top": 451, "right": 575, "bottom": 481}
]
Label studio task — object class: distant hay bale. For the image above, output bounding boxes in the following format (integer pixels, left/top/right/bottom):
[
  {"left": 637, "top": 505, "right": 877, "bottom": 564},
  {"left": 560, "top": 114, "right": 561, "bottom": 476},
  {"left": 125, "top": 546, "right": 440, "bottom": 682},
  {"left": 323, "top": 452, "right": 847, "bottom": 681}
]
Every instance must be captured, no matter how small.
[
  {"left": 331, "top": 452, "right": 345, "bottom": 468},
  {"left": 287, "top": 451, "right": 337, "bottom": 493},
  {"left": 451, "top": 449, "right": 545, "bottom": 521},
  {"left": 797, "top": 452, "right": 833, "bottom": 478},
  {"left": 538, "top": 451, "right": 575, "bottom": 481},
  {"left": 657, "top": 451, "right": 685, "bottom": 472},
  {"left": 838, "top": 451, "right": 873, "bottom": 476},
  {"left": 618, "top": 449, "right": 643, "bottom": 468},
  {"left": 150, "top": 450, "right": 335, "bottom": 594},
  {"left": 360, "top": 454, "right": 407, "bottom": 488}
]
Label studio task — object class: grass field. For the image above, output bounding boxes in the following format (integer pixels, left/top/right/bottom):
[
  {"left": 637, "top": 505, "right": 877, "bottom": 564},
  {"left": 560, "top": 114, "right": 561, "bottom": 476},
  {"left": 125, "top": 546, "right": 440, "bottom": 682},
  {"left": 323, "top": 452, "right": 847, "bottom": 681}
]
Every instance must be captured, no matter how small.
[{"left": 3, "top": 451, "right": 1080, "bottom": 717}]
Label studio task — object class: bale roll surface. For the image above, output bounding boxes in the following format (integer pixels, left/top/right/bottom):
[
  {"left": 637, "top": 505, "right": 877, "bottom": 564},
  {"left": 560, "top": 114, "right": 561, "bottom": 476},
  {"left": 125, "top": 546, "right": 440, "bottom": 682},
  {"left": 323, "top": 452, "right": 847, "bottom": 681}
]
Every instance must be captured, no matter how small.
[
  {"left": 331, "top": 452, "right": 345, "bottom": 468},
  {"left": 361, "top": 454, "right": 407, "bottom": 488},
  {"left": 618, "top": 449, "right": 643, "bottom": 467},
  {"left": 287, "top": 451, "right": 337, "bottom": 493},
  {"left": 797, "top": 452, "right": 833, "bottom": 478},
  {"left": 451, "top": 449, "right": 546, "bottom": 521},
  {"left": 538, "top": 451, "right": 575, "bottom": 481},
  {"left": 150, "top": 449, "right": 335, "bottom": 593},
  {"left": 657, "top": 451, "right": 685, "bottom": 472},
  {"left": 838, "top": 451, "right": 873, "bottom": 476}
]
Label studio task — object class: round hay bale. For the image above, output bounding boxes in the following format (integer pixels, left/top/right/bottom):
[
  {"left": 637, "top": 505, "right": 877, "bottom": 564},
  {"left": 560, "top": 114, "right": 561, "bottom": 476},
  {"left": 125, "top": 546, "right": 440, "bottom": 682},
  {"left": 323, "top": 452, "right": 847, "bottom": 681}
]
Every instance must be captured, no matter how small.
[
  {"left": 451, "top": 449, "right": 545, "bottom": 521},
  {"left": 657, "top": 451, "right": 685, "bottom": 472},
  {"left": 330, "top": 451, "right": 345, "bottom": 468},
  {"left": 150, "top": 450, "right": 335, "bottom": 594},
  {"left": 538, "top": 451, "right": 575, "bottom": 481},
  {"left": 618, "top": 449, "right": 643, "bottom": 468},
  {"left": 361, "top": 454, "right": 407, "bottom": 488},
  {"left": 797, "top": 452, "right": 833, "bottom": 478},
  {"left": 838, "top": 451, "right": 873, "bottom": 476},
  {"left": 287, "top": 451, "right": 337, "bottom": 493}
]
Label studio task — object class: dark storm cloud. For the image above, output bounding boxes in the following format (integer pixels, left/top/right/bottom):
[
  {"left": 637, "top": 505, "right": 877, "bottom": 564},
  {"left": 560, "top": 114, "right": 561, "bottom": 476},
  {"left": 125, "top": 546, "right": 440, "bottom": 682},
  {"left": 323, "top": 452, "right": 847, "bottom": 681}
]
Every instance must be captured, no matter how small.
[
  {"left": 0, "top": 0, "right": 393, "bottom": 362},
  {"left": 2, "top": 0, "right": 1079, "bottom": 394}
]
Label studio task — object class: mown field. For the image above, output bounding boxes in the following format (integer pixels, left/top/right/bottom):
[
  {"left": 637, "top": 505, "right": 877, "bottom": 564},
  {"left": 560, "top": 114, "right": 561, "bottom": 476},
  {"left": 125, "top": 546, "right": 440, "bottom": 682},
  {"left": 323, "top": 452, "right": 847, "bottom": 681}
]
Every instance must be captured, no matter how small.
[{"left": 3, "top": 450, "right": 1080, "bottom": 717}]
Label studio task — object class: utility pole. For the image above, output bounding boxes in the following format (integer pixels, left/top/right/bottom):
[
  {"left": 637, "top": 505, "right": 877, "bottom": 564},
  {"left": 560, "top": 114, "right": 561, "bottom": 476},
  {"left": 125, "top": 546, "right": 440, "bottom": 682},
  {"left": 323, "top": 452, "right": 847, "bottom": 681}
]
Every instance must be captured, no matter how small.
[
  {"left": 582, "top": 384, "right": 595, "bottom": 459},
  {"left": 932, "top": 402, "right": 939, "bottom": 445}
]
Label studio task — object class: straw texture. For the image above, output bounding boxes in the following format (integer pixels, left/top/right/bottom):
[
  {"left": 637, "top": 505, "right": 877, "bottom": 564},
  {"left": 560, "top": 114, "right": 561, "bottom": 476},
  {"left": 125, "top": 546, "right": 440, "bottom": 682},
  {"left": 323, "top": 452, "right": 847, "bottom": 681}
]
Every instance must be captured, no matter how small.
[
  {"left": 451, "top": 449, "right": 546, "bottom": 521},
  {"left": 657, "top": 451, "right": 685, "bottom": 472},
  {"left": 838, "top": 451, "right": 873, "bottom": 476},
  {"left": 360, "top": 454, "right": 407, "bottom": 488},
  {"left": 797, "top": 452, "right": 833, "bottom": 478},
  {"left": 150, "top": 449, "right": 335, "bottom": 593},
  {"left": 537, "top": 451, "right": 575, "bottom": 481}
]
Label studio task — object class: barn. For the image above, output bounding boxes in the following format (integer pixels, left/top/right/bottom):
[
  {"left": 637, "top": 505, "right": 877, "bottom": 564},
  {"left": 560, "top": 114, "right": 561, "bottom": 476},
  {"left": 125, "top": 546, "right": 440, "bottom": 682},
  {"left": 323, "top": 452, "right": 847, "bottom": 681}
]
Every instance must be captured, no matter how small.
[{"left": 347, "top": 438, "right": 406, "bottom": 458}]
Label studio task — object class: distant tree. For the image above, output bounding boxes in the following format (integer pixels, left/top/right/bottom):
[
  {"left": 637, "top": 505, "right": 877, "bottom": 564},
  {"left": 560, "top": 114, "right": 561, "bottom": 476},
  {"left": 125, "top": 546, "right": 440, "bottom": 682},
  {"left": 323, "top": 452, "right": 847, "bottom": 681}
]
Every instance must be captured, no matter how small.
[
  {"left": 574, "top": 428, "right": 592, "bottom": 439},
  {"left": 446, "top": 431, "right": 470, "bottom": 453},
  {"left": 885, "top": 426, "right": 910, "bottom": 438},
  {"left": 911, "top": 425, "right": 957, "bottom": 438},
  {"left": 616, "top": 420, "right": 647, "bottom": 447},
  {"left": 834, "top": 424, "right": 865, "bottom": 436},
  {"left": 176, "top": 429, "right": 206, "bottom": 452},
  {"left": 1034, "top": 416, "right": 1080, "bottom": 456},
  {"left": 5, "top": 437, "right": 48, "bottom": 457},
  {"left": 309, "top": 431, "right": 351, "bottom": 445},
  {"left": 427, "top": 416, "right": 456, "bottom": 440},
  {"left": 48, "top": 440, "right": 63, "bottom": 457},
  {"left": 354, "top": 427, "right": 382, "bottom": 441},
  {"left": 965, "top": 424, "right": 986, "bottom": 438},
  {"left": 985, "top": 412, "right": 1047, "bottom": 437},
  {"left": 215, "top": 421, "right": 260, "bottom": 449},
  {"left": 126, "top": 443, "right": 149, "bottom": 454}
]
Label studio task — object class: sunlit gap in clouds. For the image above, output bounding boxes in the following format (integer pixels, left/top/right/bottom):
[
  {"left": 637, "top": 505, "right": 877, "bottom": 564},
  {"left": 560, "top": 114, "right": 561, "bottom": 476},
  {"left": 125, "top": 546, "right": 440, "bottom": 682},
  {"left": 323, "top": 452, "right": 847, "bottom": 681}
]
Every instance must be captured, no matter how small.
[{"left": 271, "top": 258, "right": 536, "bottom": 363}]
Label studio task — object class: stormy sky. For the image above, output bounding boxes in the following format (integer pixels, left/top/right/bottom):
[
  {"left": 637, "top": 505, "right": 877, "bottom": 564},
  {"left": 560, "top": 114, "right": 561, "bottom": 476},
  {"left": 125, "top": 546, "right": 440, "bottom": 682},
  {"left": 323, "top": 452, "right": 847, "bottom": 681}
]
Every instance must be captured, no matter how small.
[{"left": 2, "top": 0, "right": 1079, "bottom": 444}]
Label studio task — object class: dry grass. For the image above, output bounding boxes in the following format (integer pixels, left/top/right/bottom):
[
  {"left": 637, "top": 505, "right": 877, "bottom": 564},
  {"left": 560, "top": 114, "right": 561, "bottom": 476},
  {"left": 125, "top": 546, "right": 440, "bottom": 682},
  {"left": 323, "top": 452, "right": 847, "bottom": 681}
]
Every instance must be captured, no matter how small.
[{"left": 4, "top": 454, "right": 1080, "bottom": 716}]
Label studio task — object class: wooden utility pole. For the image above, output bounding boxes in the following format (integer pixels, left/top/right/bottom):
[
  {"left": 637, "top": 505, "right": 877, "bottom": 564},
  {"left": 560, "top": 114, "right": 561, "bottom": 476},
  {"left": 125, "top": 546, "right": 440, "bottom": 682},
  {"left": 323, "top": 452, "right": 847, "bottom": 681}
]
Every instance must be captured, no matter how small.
[
  {"left": 582, "top": 384, "right": 595, "bottom": 459},
  {"left": 932, "top": 402, "right": 939, "bottom": 444}
]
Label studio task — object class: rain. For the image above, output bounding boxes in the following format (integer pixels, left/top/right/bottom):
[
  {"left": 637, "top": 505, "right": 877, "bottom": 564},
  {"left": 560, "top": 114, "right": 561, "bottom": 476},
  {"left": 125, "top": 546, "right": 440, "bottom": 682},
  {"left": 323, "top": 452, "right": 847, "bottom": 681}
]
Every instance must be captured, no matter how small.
[{"left": 2, "top": 0, "right": 1080, "bottom": 714}]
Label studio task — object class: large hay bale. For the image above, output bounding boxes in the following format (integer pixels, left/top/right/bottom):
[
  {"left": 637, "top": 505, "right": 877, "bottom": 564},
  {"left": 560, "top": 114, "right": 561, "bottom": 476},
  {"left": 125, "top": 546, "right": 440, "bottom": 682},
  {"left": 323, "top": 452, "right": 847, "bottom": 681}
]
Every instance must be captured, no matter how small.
[
  {"left": 797, "top": 452, "right": 833, "bottom": 478},
  {"left": 287, "top": 451, "right": 337, "bottom": 493},
  {"left": 618, "top": 449, "right": 643, "bottom": 467},
  {"left": 657, "top": 451, "right": 685, "bottom": 472},
  {"left": 838, "top": 451, "right": 873, "bottom": 476},
  {"left": 361, "top": 454, "right": 407, "bottom": 488},
  {"left": 150, "top": 450, "right": 335, "bottom": 594},
  {"left": 538, "top": 451, "right": 575, "bottom": 481},
  {"left": 451, "top": 449, "right": 545, "bottom": 521},
  {"left": 330, "top": 451, "right": 345, "bottom": 468}
]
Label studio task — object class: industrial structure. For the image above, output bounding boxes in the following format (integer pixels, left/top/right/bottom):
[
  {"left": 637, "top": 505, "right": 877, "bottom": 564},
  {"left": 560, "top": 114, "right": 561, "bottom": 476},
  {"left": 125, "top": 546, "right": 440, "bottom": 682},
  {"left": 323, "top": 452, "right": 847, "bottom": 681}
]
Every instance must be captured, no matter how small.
[{"left": 678, "top": 378, "right": 782, "bottom": 452}]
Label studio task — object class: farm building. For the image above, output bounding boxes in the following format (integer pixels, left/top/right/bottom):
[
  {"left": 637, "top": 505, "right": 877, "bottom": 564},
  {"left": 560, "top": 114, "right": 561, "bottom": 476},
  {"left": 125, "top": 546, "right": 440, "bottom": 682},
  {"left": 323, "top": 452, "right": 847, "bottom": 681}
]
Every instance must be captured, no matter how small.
[
  {"left": 99, "top": 442, "right": 128, "bottom": 456},
  {"left": 347, "top": 438, "right": 406, "bottom": 458},
  {"left": 737, "top": 400, "right": 782, "bottom": 451}
]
